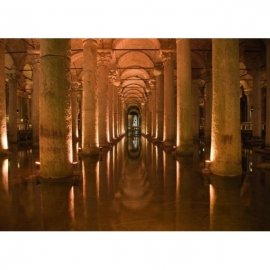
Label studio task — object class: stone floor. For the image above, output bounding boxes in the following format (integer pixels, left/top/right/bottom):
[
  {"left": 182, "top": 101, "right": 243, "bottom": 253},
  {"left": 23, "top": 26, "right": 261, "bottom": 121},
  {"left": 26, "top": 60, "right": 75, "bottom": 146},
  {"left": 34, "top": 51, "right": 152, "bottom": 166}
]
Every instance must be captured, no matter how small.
[{"left": 0, "top": 136, "right": 270, "bottom": 231}]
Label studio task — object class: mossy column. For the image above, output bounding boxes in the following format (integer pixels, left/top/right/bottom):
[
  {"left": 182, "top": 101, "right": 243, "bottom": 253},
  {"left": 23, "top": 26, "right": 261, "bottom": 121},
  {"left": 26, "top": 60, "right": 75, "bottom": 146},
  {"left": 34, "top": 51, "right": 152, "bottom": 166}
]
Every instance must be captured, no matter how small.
[
  {"left": 210, "top": 39, "right": 242, "bottom": 176},
  {"left": 162, "top": 51, "right": 175, "bottom": 147},
  {"left": 0, "top": 39, "right": 8, "bottom": 154},
  {"left": 81, "top": 39, "right": 99, "bottom": 155},
  {"left": 39, "top": 38, "right": 73, "bottom": 178},
  {"left": 176, "top": 39, "right": 193, "bottom": 155}
]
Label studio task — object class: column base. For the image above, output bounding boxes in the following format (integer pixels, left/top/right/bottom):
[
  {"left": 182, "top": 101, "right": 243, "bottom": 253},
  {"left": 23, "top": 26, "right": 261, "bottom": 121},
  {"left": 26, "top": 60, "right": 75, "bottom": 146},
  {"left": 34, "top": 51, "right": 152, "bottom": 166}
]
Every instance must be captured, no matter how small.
[{"left": 81, "top": 146, "right": 100, "bottom": 156}]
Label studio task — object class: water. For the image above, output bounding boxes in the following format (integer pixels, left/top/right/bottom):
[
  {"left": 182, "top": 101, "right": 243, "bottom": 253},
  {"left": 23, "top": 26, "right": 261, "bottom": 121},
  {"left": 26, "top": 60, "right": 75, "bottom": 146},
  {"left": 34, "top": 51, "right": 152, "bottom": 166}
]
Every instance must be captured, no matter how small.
[{"left": 0, "top": 136, "right": 270, "bottom": 231}]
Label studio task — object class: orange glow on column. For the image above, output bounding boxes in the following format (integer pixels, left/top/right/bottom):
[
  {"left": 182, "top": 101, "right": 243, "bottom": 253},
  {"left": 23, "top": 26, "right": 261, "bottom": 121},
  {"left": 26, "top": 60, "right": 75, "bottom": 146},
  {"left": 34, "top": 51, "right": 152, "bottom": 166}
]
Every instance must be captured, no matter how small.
[
  {"left": 69, "top": 186, "right": 75, "bottom": 226},
  {"left": 1, "top": 159, "right": 8, "bottom": 193}
]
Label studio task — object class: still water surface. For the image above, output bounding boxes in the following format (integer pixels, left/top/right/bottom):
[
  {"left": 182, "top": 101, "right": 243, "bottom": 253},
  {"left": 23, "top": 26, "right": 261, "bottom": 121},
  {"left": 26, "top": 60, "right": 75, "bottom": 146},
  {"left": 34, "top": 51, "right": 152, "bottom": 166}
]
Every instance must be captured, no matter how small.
[{"left": 0, "top": 136, "right": 269, "bottom": 231}]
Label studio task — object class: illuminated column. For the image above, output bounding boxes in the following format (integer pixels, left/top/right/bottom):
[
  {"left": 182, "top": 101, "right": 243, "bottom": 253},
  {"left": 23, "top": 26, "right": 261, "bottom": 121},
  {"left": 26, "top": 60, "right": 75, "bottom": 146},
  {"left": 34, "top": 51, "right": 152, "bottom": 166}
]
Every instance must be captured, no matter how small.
[
  {"left": 121, "top": 106, "right": 125, "bottom": 134},
  {"left": 176, "top": 39, "right": 193, "bottom": 155},
  {"left": 155, "top": 72, "right": 164, "bottom": 141},
  {"left": 251, "top": 71, "right": 263, "bottom": 142},
  {"left": 39, "top": 38, "right": 73, "bottom": 178},
  {"left": 204, "top": 70, "right": 212, "bottom": 143},
  {"left": 266, "top": 40, "right": 270, "bottom": 148},
  {"left": 244, "top": 88, "right": 253, "bottom": 122},
  {"left": 108, "top": 82, "right": 113, "bottom": 142},
  {"left": 7, "top": 73, "right": 18, "bottom": 143},
  {"left": 210, "top": 39, "right": 242, "bottom": 176},
  {"left": 192, "top": 79, "right": 200, "bottom": 140},
  {"left": 108, "top": 69, "right": 116, "bottom": 140},
  {"left": 30, "top": 55, "right": 40, "bottom": 147},
  {"left": 113, "top": 86, "right": 118, "bottom": 138},
  {"left": 0, "top": 39, "right": 8, "bottom": 154},
  {"left": 141, "top": 105, "right": 146, "bottom": 135},
  {"left": 71, "top": 82, "right": 79, "bottom": 142},
  {"left": 147, "top": 91, "right": 152, "bottom": 137},
  {"left": 149, "top": 79, "right": 156, "bottom": 138},
  {"left": 81, "top": 39, "right": 99, "bottom": 155},
  {"left": 97, "top": 50, "right": 111, "bottom": 147},
  {"left": 162, "top": 51, "right": 176, "bottom": 147}
]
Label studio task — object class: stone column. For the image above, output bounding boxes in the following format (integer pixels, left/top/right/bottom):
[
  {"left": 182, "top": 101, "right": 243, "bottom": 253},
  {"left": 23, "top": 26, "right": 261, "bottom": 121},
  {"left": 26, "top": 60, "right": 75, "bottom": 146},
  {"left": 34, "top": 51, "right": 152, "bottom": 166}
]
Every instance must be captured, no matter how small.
[
  {"left": 192, "top": 79, "right": 200, "bottom": 140},
  {"left": 251, "top": 71, "right": 263, "bottom": 143},
  {"left": 244, "top": 88, "right": 253, "bottom": 122},
  {"left": 204, "top": 70, "right": 212, "bottom": 143},
  {"left": 147, "top": 91, "right": 152, "bottom": 137},
  {"left": 113, "top": 86, "right": 118, "bottom": 139},
  {"left": 0, "top": 39, "right": 8, "bottom": 154},
  {"left": 71, "top": 82, "right": 79, "bottom": 142},
  {"left": 121, "top": 106, "right": 125, "bottom": 135},
  {"left": 81, "top": 39, "right": 99, "bottom": 155},
  {"left": 155, "top": 73, "right": 164, "bottom": 141},
  {"left": 149, "top": 79, "right": 156, "bottom": 138},
  {"left": 266, "top": 41, "right": 270, "bottom": 148},
  {"left": 210, "top": 39, "right": 242, "bottom": 176},
  {"left": 176, "top": 39, "right": 193, "bottom": 155},
  {"left": 7, "top": 73, "right": 18, "bottom": 143},
  {"left": 97, "top": 50, "right": 111, "bottom": 147},
  {"left": 162, "top": 51, "right": 176, "bottom": 147},
  {"left": 39, "top": 38, "right": 73, "bottom": 178},
  {"left": 108, "top": 82, "right": 113, "bottom": 143},
  {"left": 141, "top": 105, "right": 146, "bottom": 135}
]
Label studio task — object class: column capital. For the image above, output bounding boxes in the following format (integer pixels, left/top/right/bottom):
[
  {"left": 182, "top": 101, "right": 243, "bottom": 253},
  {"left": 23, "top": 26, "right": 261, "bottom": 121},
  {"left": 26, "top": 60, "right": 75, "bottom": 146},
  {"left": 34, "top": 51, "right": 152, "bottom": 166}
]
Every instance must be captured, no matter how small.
[
  {"left": 82, "top": 38, "right": 98, "bottom": 47},
  {"left": 160, "top": 50, "right": 175, "bottom": 67},
  {"left": 97, "top": 49, "right": 112, "bottom": 67},
  {"left": 108, "top": 69, "right": 117, "bottom": 83},
  {"left": 6, "top": 73, "right": 18, "bottom": 83},
  {"left": 244, "top": 88, "right": 253, "bottom": 97}
]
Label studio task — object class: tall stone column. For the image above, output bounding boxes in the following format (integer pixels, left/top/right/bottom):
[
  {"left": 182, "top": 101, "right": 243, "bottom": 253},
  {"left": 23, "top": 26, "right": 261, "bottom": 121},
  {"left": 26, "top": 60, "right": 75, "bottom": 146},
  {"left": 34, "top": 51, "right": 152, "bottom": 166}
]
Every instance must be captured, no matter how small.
[
  {"left": 149, "top": 79, "right": 156, "bottom": 138},
  {"left": 210, "top": 39, "right": 242, "bottom": 176},
  {"left": 121, "top": 106, "right": 125, "bottom": 135},
  {"left": 162, "top": 51, "right": 176, "bottom": 147},
  {"left": 192, "top": 79, "right": 200, "bottom": 140},
  {"left": 71, "top": 82, "right": 79, "bottom": 142},
  {"left": 108, "top": 82, "right": 113, "bottom": 143},
  {"left": 251, "top": 71, "right": 263, "bottom": 142},
  {"left": 7, "top": 73, "right": 18, "bottom": 143},
  {"left": 266, "top": 40, "right": 270, "bottom": 148},
  {"left": 39, "top": 38, "right": 73, "bottom": 178},
  {"left": 155, "top": 73, "right": 164, "bottom": 141},
  {"left": 141, "top": 105, "right": 146, "bottom": 135},
  {"left": 0, "top": 39, "right": 8, "bottom": 154},
  {"left": 244, "top": 88, "right": 253, "bottom": 122},
  {"left": 31, "top": 55, "right": 40, "bottom": 147},
  {"left": 97, "top": 50, "right": 111, "bottom": 147},
  {"left": 176, "top": 39, "right": 193, "bottom": 155},
  {"left": 81, "top": 39, "right": 99, "bottom": 155},
  {"left": 147, "top": 91, "right": 152, "bottom": 137},
  {"left": 113, "top": 86, "right": 118, "bottom": 139},
  {"left": 204, "top": 70, "right": 212, "bottom": 143}
]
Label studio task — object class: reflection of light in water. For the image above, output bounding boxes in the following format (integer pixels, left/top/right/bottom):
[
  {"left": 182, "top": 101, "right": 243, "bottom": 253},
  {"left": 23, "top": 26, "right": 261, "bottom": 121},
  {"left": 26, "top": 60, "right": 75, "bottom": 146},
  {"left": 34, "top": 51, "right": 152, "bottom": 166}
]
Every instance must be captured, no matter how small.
[
  {"left": 96, "top": 162, "right": 100, "bottom": 200},
  {"left": 107, "top": 150, "right": 110, "bottom": 191},
  {"left": 249, "top": 162, "right": 252, "bottom": 172},
  {"left": 1, "top": 159, "right": 8, "bottom": 193},
  {"left": 69, "top": 186, "right": 75, "bottom": 224},
  {"left": 1, "top": 134, "right": 8, "bottom": 150},
  {"left": 209, "top": 184, "right": 215, "bottom": 230},
  {"left": 176, "top": 161, "right": 180, "bottom": 201}
]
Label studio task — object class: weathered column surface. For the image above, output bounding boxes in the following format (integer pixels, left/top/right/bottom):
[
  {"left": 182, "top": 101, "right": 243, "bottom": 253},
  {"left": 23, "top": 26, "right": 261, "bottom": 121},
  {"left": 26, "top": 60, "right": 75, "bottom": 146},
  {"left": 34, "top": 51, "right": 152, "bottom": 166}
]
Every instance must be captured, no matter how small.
[
  {"left": 31, "top": 55, "right": 40, "bottom": 148},
  {"left": 162, "top": 51, "right": 176, "bottom": 147},
  {"left": 97, "top": 50, "right": 111, "bottom": 147},
  {"left": 147, "top": 91, "right": 152, "bottom": 137},
  {"left": 71, "top": 82, "right": 79, "bottom": 142},
  {"left": 0, "top": 39, "right": 8, "bottom": 154},
  {"left": 176, "top": 39, "right": 193, "bottom": 155},
  {"left": 7, "top": 73, "right": 18, "bottom": 144},
  {"left": 39, "top": 38, "right": 73, "bottom": 178},
  {"left": 265, "top": 40, "right": 270, "bottom": 148},
  {"left": 81, "top": 39, "right": 99, "bottom": 155},
  {"left": 204, "top": 70, "right": 212, "bottom": 143},
  {"left": 155, "top": 73, "right": 164, "bottom": 141},
  {"left": 192, "top": 79, "right": 200, "bottom": 140},
  {"left": 210, "top": 39, "right": 242, "bottom": 176}
]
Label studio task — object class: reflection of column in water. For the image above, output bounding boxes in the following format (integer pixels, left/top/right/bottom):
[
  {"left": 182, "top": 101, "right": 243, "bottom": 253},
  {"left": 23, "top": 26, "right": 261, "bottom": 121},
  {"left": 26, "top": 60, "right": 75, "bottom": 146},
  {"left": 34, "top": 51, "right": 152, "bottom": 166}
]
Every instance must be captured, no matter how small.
[
  {"left": 163, "top": 150, "right": 176, "bottom": 230},
  {"left": 82, "top": 156, "right": 99, "bottom": 230},
  {"left": 41, "top": 181, "right": 73, "bottom": 231},
  {"left": 209, "top": 175, "right": 242, "bottom": 231}
]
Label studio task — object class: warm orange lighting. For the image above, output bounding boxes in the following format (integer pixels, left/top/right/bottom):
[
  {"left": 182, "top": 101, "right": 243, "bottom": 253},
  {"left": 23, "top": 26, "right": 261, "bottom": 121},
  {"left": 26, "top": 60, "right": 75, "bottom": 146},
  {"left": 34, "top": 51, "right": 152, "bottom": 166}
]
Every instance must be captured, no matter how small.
[
  {"left": 1, "top": 159, "right": 8, "bottom": 193},
  {"left": 69, "top": 186, "right": 75, "bottom": 224}
]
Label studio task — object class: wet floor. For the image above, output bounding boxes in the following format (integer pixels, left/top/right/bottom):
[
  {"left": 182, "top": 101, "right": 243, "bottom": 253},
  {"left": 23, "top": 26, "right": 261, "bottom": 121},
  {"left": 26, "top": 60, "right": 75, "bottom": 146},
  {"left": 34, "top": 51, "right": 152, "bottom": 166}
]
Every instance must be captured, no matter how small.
[{"left": 0, "top": 136, "right": 270, "bottom": 231}]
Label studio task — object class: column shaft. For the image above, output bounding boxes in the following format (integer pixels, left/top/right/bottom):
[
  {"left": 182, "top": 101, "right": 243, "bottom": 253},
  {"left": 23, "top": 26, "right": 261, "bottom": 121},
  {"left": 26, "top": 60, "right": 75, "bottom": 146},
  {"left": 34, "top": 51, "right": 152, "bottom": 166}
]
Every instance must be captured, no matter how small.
[
  {"left": 266, "top": 42, "right": 270, "bottom": 147},
  {"left": 151, "top": 87, "right": 156, "bottom": 138},
  {"left": 155, "top": 74, "right": 164, "bottom": 141},
  {"left": 0, "top": 39, "right": 8, "bottom": 154},
  {"left": 39, "top": 38, "right": 73, "bottom": 178},
  {"left": 8, "top": 73, "right": 17, "bottom": 143},
  {"left": 210, "top": 39, "right": 242, "bottom": 176},
  {"left": 192, "top": 80, "right": 200, "bottom": 140},
  {"left": 71, "top": 83, "right": 79, "bottom": 142},
  {"left": 204, "top": 75, "right": 212, "bottom": 143},
  {"left": 81, "top": 39, "right": 99, "bottom": 155},
  {"left": 162, "top": 52, "right": 176, "bottom": 147},
  {"left": 176, "top": 39, "right": 193, "bottom": 155}
]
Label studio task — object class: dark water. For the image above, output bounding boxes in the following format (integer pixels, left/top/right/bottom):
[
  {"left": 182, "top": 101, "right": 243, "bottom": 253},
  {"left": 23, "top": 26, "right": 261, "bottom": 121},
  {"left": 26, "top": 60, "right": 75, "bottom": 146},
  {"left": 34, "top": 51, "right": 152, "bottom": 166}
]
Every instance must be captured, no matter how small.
[{"left": 0, "top": 136, "right": 270, "bottom": 231}]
